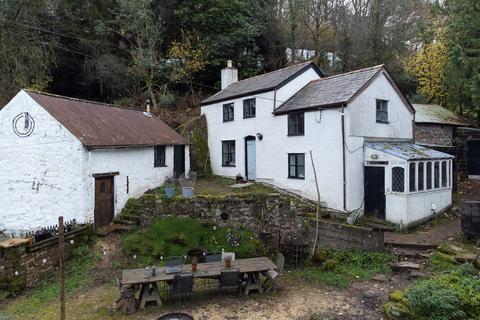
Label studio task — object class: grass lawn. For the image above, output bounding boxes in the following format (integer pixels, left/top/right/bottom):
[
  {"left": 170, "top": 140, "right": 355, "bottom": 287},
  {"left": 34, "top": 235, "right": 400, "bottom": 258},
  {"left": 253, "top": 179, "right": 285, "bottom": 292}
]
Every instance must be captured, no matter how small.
[{"left": 287, "top": 248, "right": 393, "bottom": 288}]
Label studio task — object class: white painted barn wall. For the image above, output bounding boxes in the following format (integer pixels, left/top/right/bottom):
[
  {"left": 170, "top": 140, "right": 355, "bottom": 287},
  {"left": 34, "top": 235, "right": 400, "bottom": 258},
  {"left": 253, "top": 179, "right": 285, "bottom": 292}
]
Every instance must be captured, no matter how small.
[
  {"left": 344, "top": 72, "right": 414, "bottom": 212},
  {"left": 0, "top": 91, "right": 190, "bottom": 234},
  {"left": 0, "top": 91, "right": 85, "bottom": 234},
  {"left": 82, "top": 145, "right": 185, "bottom": 223}
]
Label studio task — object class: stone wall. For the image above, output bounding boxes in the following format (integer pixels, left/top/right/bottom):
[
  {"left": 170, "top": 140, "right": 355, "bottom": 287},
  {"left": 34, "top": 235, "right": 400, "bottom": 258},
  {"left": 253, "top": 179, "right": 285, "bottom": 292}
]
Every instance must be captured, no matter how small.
[
  {"left": 119, "top": 192, "right": 385, "bottom": 253},
  {"left": 455, "top": 127, "right": 480, "bottom": 180},
  {"left": 415, "top": 123, "right": 454, "bottom": 146},
  {"left": 0, "top": 226, "right": 91, "bottom": 294}
]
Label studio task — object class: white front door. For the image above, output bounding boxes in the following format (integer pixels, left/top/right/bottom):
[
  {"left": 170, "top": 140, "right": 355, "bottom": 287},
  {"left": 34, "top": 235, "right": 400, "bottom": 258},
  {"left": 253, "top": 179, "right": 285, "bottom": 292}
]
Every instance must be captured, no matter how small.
[{"left": 246, "top": 138, "right": 256, "bottom": 180}]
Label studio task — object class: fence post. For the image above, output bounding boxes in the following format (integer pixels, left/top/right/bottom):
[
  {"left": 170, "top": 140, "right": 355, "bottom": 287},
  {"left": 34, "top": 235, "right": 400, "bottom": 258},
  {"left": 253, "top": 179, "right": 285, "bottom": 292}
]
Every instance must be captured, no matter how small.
[{"left": 59, "top": 216, "right": 65, "bottom": 320}]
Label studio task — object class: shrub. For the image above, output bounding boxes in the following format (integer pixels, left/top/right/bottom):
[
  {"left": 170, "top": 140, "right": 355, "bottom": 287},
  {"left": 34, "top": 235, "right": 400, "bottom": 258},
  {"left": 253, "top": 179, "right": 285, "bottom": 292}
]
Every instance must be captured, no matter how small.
[{"left": 405, "top": 264, "right": 480, "bottom": 320}]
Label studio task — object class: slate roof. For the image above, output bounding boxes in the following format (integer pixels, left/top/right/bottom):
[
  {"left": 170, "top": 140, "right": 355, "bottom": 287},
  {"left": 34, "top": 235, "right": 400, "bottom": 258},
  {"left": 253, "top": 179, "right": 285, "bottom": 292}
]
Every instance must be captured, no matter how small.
[
  {"left": 201, "top": 61, "right": 322, "bottom": 105},
  {"left": 274, "top": 65, "right": 384, "bottom": 114},
  {"left": 26, "top": 90, "right": 188, "bottom": 149},
  {"left": 413, "top": 103, "right": 474, "bottom": 127},
  {"left": 366, "top": 142, "right": 454, "bottom": 160}
]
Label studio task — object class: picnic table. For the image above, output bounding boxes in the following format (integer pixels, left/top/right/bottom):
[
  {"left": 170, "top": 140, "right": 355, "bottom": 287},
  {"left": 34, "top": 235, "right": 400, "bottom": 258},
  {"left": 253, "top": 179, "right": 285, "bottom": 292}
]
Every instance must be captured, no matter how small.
[{"left": 121, "top": 257, "right": 277, "bottom": 309}]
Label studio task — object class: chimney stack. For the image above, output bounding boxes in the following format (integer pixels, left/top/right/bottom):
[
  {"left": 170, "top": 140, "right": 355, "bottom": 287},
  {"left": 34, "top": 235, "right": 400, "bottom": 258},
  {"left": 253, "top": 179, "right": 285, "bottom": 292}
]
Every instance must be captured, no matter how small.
[{"left": 221, "top": 60, "right": 238, "bottom": 90}]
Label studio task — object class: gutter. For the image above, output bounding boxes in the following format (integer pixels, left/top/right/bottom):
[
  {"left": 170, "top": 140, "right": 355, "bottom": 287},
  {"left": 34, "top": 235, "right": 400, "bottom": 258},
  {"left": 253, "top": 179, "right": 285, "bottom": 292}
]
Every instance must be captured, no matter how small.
[{"left": 341, "top": 104, "right": 347, "bottom": 211}]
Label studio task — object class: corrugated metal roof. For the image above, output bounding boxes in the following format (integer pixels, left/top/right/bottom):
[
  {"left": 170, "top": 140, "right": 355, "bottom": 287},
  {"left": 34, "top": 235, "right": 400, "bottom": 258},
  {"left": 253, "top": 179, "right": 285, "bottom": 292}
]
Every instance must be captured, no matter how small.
[
  {"left": 413, "top": 103, "right": 474, "bottom": 126},
  {"left": 201, "top": 61, "right": 321, "bottom": 105},
  {"left": 366, "top": 142, "right": 453, "bottom": 160},
  {"left": 274, "top": 65, "right": 383, "bottom": 114},
  {"left": 26, "top": 90, "right": 188, "bottom": 148}
]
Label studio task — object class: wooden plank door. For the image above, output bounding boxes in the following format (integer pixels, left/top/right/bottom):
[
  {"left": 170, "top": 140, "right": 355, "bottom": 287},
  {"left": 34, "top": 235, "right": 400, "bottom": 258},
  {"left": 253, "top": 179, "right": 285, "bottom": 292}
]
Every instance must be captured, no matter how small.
[
  {"left": 468, "top": 140, "right": 480, "bottom": 176},
  {"left": 94, "top": 176, "right": 114, "bottom": 228}
]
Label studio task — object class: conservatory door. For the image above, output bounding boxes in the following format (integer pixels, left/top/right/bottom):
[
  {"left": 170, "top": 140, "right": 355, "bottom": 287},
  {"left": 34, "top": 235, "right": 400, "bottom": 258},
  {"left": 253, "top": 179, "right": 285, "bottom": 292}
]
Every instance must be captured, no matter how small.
[{"left": 364, "top": 166, "right": 386, "bottom": 219}]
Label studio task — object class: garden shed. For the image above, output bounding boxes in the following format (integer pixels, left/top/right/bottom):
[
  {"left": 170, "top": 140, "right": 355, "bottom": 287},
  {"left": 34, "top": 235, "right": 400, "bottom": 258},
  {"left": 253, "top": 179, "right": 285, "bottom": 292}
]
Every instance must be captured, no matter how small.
[{"left": 364, "top": 142, "right": 454, "bottom": 227}]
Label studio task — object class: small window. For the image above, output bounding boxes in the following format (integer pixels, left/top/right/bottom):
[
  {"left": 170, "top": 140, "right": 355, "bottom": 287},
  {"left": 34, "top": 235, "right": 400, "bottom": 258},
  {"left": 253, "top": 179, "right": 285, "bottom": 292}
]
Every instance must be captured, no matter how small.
[
  {"left": 223, "top": 103, "right": 234, "bottom": 122},
  {"left": 154, "top": 146, "right": 166, "bottom": 167},
  {"left": 222, "top": 140, "right": 236, "bottom": 167},
  {"left": 392, "top": 167, "right": 404, "bottom": 192},
  {"left": 288, "top": 112, "right": 305, "bottom": 136},
  {"left": 409, "top": 163, "right": 416, "bottom": 192},
  {"left": 418, "top": 162, "right": 424, "bottom": 191},
  {"left": 243, "top": 98, "right": 256, "bottom": 118},
  {"left": 376, "top": 99, "right": 388, "bottom": 123},
  {"left": 434, "top": 161, "right": 440, "bottom": 188},
  {"left": 288, "top": 153, "right": 305, "bottom": 179},
  {"left": 426, "top": 162, "right": 432, "bottom": 190},
  {"left": 441, "top": 161, "right": 447, "bottom": 187}
]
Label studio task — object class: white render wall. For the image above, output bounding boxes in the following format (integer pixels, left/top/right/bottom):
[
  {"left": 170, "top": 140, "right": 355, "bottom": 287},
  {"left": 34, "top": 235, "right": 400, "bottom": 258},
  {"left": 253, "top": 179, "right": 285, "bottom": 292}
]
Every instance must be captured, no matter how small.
[
  {"left": 344, "top": 72, "right": 414, "bottom": 212},
  {"left": 0, "top": 91, "right": 190, "bottom": 234},
  {"left": 0, "top": 91, "right": 85, "bottom": 234},
  {"left": 201, "top": 67, "right": 348, "bottom": 210}
]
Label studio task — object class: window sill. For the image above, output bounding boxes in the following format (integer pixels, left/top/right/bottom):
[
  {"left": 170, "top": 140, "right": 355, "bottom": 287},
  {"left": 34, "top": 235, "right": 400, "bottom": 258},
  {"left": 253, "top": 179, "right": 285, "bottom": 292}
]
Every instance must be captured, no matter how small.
[
  {"left": 288, "top": 176, "right": 305, "bottom": 180},
  {"left": 154, "top": 164, "right": 167, "bottom": 168},
  {"left": 243, "top": 116, "right": 255, "bottom": 119},
  {"left": 287, "top": 133, "right": 305, "bottom": 137},
  {"left": 376, "top": 120, "right": 389, "bottom": 124},
  {"left": 223, "top": 119, "right": 234, "bottom": 122},
  {"left": 222, "top": 165, "right": 236, "bottom": 167}
]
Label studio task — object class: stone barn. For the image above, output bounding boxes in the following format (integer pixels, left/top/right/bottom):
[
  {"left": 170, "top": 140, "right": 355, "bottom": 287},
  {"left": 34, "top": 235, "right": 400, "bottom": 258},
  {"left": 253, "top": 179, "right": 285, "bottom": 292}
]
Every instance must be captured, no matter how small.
[
  {"left": 0, "top": 90, "right": 189, "bottom": 235},
  {"left": 413, "top": 103, "right": 478, "bottom": 182}
]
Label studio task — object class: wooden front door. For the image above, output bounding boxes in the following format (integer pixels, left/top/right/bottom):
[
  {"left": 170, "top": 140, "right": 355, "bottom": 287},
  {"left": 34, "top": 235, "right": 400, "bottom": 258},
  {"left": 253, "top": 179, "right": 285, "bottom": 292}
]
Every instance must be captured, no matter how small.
[
  {"left": 94, "top": 176, "right": 114, "bottom": 228},
  {"left": 364, "top": 166, "right": 386, "bottom": 219}
]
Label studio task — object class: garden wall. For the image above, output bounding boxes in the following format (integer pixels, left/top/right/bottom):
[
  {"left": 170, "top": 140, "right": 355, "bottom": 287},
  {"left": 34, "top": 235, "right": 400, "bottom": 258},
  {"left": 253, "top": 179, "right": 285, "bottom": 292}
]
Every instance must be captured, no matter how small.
[
  {"left": 119, "top": 192, "right": 385, "bottom": 252},
  {"left": 0, "top": 226, "right": 91, "bottom": 294}
]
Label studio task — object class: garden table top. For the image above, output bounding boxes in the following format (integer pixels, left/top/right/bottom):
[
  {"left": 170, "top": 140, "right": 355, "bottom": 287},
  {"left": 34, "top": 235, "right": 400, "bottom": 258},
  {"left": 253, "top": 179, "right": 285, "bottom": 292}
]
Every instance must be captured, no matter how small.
[{"left": 121, "top": 257, "right": 277, "bottom": 285}]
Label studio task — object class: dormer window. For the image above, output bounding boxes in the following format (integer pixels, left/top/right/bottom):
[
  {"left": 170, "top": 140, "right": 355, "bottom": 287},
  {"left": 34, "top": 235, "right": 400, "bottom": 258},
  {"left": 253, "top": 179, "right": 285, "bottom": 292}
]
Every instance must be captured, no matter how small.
[
  {"left": 376, "top": 99, "right": 388, "bottom": 123},
  {"left": 243, "top": 98, "right": 256, "bottom": 118}
]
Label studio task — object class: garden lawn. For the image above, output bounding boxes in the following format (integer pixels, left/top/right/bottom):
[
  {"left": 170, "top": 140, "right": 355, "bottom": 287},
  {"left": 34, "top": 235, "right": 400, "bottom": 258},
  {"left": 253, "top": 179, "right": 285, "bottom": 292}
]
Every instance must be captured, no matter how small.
[{"left": 288, "top": 248, "right": 393, "bottom": 288}]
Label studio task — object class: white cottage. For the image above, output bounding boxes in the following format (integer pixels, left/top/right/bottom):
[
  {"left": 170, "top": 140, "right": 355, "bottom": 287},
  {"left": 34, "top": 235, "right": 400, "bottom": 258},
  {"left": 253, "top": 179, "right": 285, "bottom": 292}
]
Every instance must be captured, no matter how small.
[
  {"left": 201, "top": 61, "right": 453, "bottom": 227},
  {"left": 0, "top": 90, "right": 189, "bottom": 234}
]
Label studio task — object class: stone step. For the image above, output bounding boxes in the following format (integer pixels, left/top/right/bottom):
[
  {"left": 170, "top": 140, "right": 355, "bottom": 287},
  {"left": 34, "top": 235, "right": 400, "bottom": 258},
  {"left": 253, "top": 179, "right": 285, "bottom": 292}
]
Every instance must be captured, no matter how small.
[{"left": 95, "top": 223, "right": 133, "bottom": 237}]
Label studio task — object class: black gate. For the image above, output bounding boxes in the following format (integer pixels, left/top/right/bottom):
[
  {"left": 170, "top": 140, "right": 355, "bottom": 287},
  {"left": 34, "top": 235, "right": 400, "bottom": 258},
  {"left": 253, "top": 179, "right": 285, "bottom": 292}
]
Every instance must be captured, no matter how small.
[
  {"left": 173, "top": 145, "right": 186, "bottom": 178},
  {"left": 467, "top": 140, "right": 480, "bottom": 176},
  {"left": 364, "top": 166, "right": 386, "bottom": 219}
]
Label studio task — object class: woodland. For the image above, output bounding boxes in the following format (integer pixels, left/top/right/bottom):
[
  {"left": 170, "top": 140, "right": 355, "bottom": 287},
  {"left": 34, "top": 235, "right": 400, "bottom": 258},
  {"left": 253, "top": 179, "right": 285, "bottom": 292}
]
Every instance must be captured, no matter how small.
[{"left": 0, "top": 0, "right": 479, "bottom": 124}]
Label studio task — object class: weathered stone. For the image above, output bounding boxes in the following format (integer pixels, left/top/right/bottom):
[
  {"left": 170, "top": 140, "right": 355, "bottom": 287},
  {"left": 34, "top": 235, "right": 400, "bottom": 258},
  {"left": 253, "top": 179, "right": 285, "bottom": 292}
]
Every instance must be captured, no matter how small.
[{"left": 437, "top": 241, "right": 466, "bottom": 256}]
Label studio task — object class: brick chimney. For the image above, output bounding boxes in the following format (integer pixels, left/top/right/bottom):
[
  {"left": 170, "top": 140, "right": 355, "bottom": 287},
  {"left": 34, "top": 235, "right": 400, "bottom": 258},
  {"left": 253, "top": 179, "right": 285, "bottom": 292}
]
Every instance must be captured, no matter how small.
[{"left": 221, "top": 60, "right": 238, "bottom": 90}]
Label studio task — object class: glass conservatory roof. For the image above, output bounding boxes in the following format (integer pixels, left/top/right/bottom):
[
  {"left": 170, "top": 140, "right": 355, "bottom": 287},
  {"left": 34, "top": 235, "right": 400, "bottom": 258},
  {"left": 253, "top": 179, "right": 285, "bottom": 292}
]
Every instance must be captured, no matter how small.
[{"left": 366, "top": 142, "right": 454, "bottom": 161}]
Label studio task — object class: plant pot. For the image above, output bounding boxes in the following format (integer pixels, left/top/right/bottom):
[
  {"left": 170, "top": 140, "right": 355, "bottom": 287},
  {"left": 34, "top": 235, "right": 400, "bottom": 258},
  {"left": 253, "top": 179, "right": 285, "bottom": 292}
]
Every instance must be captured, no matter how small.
[
  {"left": 225, "top": 259, "right": 231, "bottom": 268},
  {"left": 164, "top": 187, "right": 176, "bottom": 199},
  {"left": 182, "top": 187, "right": 194, "bottom": 197}
]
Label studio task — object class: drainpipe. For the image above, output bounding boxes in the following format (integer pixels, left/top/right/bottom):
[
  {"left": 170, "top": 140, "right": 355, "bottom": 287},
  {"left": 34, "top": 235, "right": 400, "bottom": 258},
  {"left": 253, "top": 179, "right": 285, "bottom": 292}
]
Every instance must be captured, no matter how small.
[{"left": 341, "top": 104, "right": 347, "bottom": 211}]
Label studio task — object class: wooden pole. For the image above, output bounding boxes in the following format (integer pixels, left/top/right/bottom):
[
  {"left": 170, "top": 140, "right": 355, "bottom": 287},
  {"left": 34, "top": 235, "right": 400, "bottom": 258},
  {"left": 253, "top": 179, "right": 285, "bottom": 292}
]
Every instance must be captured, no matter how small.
[
  {"left": 310, "top": 150, "right": 321, "bottom": 256},
  {"left": 59, "top": 216, "right": 65, "bottom": 320}
]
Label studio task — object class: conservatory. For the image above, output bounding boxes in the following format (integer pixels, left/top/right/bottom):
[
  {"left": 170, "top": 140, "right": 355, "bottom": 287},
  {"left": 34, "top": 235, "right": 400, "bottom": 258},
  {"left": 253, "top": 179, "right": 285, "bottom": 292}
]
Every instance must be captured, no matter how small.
[{"left": 364, "top": 142, "right": 454, "bottom": 227}]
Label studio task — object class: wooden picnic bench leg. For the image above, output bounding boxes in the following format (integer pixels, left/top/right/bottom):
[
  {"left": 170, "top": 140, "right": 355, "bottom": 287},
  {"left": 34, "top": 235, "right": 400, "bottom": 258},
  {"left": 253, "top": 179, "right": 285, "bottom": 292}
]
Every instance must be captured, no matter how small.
[
  {"left": 244, "top": 272, "right": 263, "bottom": 296},
  {"left": 139, "top": 282, "right": 163, "bottom": 310}
]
